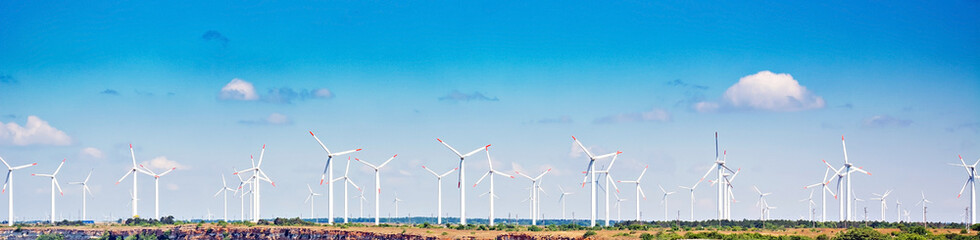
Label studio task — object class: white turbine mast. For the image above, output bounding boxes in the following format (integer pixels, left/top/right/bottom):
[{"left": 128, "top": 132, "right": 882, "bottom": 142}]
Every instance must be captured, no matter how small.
[
  {"left": 355, "top": 154, "right": 398, "bottom": 225},
  {"left": 754, "top": 186, "right": 772, "bottom": 220},
  {"left": 914, "top": 192, "right": 931, "bottom": 223},
  {"left": 116, "top": 144, "right": 152, "bottom": 218},
  {"left": 233, "top": 145, "right": 276, "bottom": 222},
  {"left": 558, "top": 185, "right": 574, "bottom": 220},
  {"left": 593, "top": 154, "right": 622, "bottom": 226},
  {"left": 571, "top": 136, "right": 621, "bottom": 226},
  {"left": 825, "top": 136, "right": 872, "bottom": 221},
  {"left": 392, "top": 193, "right": 403, "bottom": 220},
  {"left": 436, "top": 138, "right": 486, "bottom": 225},
  {"left": 213, "top": 174, "right": 235, "bottom": 222},
  {"left": 305, "top": 184, "right": 321, "bottom": 223},
  {"left": 798, "top": 189, "right": 816, "bottom": 222},
  {"left": 310, "top": 131, "right": 361, "bottom": 225},
  {"left": 870, "top": 190, "right": 892, "bottom": 221},
  {"left": 694, "top": 133, "right": 737, "bottom": 221},
  {"left": 67, "top": 169, "right": 94, "bottom": 221},
  {"left": 659, "top": 185, "right": 676, "bottom": 221},
  {"left": 951, "top": 155, "right": 979, "bottom": 225},
  {"left": 473, "top": 145, "right": 514, "bottom": 225},
  {"left": 804, "top": 167, "right": 838, "bottom": 222},
  {"left": 32, "top": 159, "right": 66, "bottom": 223},
  {"left": 516, "top": 168, "right": 552, "bottom": 225},
  {"left": 421, "top": 165, "right": 456, "bottom": 224},
  {"left": 618, "top": 165, "right": 649, "bottom": 221},
  {"left": 329, "top": 156, "right": 362, "bottom": 224},
  {"left": 1, "top": 155, "right": 36, "bottom": 226},
  {"left": 139, "top": 163, "right": 176, "bottom": 219}
]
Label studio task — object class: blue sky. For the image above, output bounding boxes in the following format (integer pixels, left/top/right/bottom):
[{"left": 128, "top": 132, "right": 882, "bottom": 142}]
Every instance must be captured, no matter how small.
[{"left": 0, "top": 1, "right": 978, "bottom": 223}]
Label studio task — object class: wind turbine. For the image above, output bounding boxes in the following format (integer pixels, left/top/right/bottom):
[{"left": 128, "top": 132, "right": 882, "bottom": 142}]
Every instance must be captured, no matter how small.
[
  {"left": 951, "top": 155, "right": 979, "bottom": 225},
  {"left": 310, "top": 131, "right": 361, "bottom": 225},
  {"left": 473, "top": 145, "right": 514, "bottom": 225},
  {"left": 305, "top": 184, "right": 321, "bottom": 223},
  {"left": 558, "top": 186, "right": 573, "bottom": 219},
  {"left": 421, "top": 165, "right": 456, "bottom": 224},
  {"left": 870, "top": 190, "right": 892, "bottom": 221},
  {"left": 329, "top": 156, "right": 362, "bottom": 223},
  {"left": 825, "top": 136, "right": 872, "bottom": 221},
  {"left": 436, "top": 138, "right": 486, "bottom": 225},
  {"left": 593, "top": 154, "right": 622, "bottom": 226},
  {"left": 614, "top": 193, "right": 628, "bottom": 221},
  {"left": 693, "top": 133, "right": 737, "bottom": 221},
  {"left": 1, "top": 156, "right": 36, "bottom": 226},
  {"left": 914, "top": 192, "right": 931, "bottom": 223},
  {"left": 392, "top": 193, "right": 403, "bottom": 220},
  {"left": 754, "top": 186, "right": 772, "bottom": 220},
  {"left": 516, "top": 168, "right": 551, "bottom": 225},
  {"left": 116, "top": 144, "right": 151, "bottom": 218},
  {"left": 353, "top": 190, "right": 366, "bottom": 219},
  {"left": 32, "top": 159, "right": 65, "bottom": 223},
  {"left": 799, "top": 189, "right": 816, "bottom": 222},
  {"left": 804, "top": 167, "right": 837, "bottom": 222},
  {"left": 895, "top": 200, "right": 902, "bottom": 222},
  {"left": 139, "top": 164, "right": 175, "bottom": 219},
  {"left": 213, "top": 174, "right": 235, "bottom": 222},
  {"left": 233, "top": 145, "right": 276, "bottom": 222},
  {"left": 659, "top": 185, "right": 675, "bottom": 221},
  {"left": 67, "top": 170, "right": 94, "bottom": 221},
  {"left": 618, "top": 165, "right": 648, "bottom": 221},
  {"left": 233, "top": 169, "right": 251, "bottom": 221},
  {"left": 355, "top": 154, "right": 397, "bottom": 225},
  {"left": 571, "top": 136, "right": 621, "bottom": 226}
]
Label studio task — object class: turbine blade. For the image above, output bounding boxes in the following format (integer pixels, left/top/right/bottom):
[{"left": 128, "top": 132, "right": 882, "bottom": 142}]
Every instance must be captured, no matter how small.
[
  {"left": 473, "top": 171, "right": 490, "bottom": 187},
  {"left": 421, "top": 165, "right": 440, "bottom": 177},
  {"left": 437, "top": 138, "right": 464, "bottom": 158},
  {"left": 571, "top": 136, "right": 595, "bottom": 159},
  {"left": 637, "top": 165, "right": 649, "bottom": 181},
  {"left": 310, "top": 131, "right": 333, "bottom": 155},
  {"left": 377, "top": 154, "right": 398, "bottom": 169},
  {"left": 53, "top": 159, "right": 66, "bottom": 175},
  {"left": 116, "top": 170, "right": 134, "bottom": 184},
  {"left": 462, "top": 146, "right": 484, "bottom": 158},
  {"left": 0, "top": 156, "right": 10, "bottom": 169},
  {"left": 332, "top": 148, "right": 361, "bottom": 157}
]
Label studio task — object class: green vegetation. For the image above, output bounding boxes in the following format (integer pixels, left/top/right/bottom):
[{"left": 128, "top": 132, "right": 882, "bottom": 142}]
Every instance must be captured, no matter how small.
[
  {"left": 35, "top": 233, "right": 64, "bottom": 240},
  {"left": 583, "top": 230, "right": 597, "bottom": 238}
]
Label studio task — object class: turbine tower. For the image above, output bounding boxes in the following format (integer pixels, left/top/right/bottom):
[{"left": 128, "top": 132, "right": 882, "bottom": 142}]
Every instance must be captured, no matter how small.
[
  {"left": 914, "top": 192, "right": 931, "bottom": 223},
  {"left": 870, "top": 190, "right": 892, "bottom": 221},
  {"left": 516, "top": 168, "right": 551, "bottom": 225},
  {"left": 825, "top": 136, "right": 872, "bottom": 221},
  {"left": 571, "top": 136, "right": 621, "bottom": 226},
  {"left": 1, "top": 156, "right": 36, "bottom": 226},
  {"left": 558, "top": 186, "right": 573, "bottom": 219},
  {"left": 355, "top": 154, "right": 397, "bottom": 225},
  {"left": 659, "top": 185, "right": 675, "bottom": 221},
  {"left": 32, "top": 159, "right": 65, "bottom": 223},
  {"left": 754, "top": 186, "right": 772, "bottom": 220},
  {"left": 213, "top": 174, "right": 235, "bottom": 222},
  {"left": 117, "top": 144, "right": 151, "bottom": 218},
  {"left": 305, "top": 184, "right": 321, "bottom": 223},
  {"left": 804, "top": 167, "right": 837, "bottom": 222},
  {"left": 951, "top": 155, "right": 979, "bottom": 225},
  {"left": 798, "top": 189, "right": 816, "bottom": 222},
  {"left": 329, "top": 157, "right": 362, "bottom": 223},
  {"left": 594, "top": 154, "right": 622, "bottom": 226},
  {"left": 694, "top": 133, "right": 737, "bottom": 221},
  {"left": 67, "top": 170, "right": 94, "bottom": 221},
  {"left": 473, "top": 145, "right": 514, "bottom": 225},
  {"left": 618, "top": 165, "right": 649, "bottom": 221},
  {"left": 421, "top": 165, "right": 456, "bottom": 224},
  {"left": 234, "top": 145, "right": 276, "bottom": 222},
  {"left": 139, "top": 164, "right": 176, "bottom": 219},
  {"left": 436, "top": 138, "right": 486, "bottom": 225},
  {"left": 392, "top": 193, "right": 403, "bottom": 220},
  {"left": 310, "top": 131, "right": 361, "bottom": 225}
]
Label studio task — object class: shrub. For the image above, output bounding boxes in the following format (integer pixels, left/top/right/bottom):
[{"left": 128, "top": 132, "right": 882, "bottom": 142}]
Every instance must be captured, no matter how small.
[
  {"left": 36, "top": 233, "right": 65, "bottom": 240},
  {"left": 639, "top": 233, "right": 655, "bottom": 240},
  {"left": 832, "top": 227, "right": 888, "bottom": 240},
  {"left": 583, "top": 230, "right": 598, "bottom": 238}
]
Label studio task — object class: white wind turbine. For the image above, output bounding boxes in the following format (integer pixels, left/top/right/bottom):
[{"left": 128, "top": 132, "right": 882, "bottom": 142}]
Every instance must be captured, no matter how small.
[
  {"left": 707, "top": 160, "right": 740, "bottom": 220},
  {"left": 353, "top": 190, "right": 366, "bottom": 219},
  {"left": 233, "top": 169, "right": 251, "bottom": 221},
  {"left": 659, "top": 185, "right": 675, "bottom": 221},
  {"left": 593, "top": 154, "right": 622, "bottom": 226},
  {"left": 558, "top": 186, "right": 573, "bottom": 219},
  {"left": 213, "top": 174, "right": 235, "bottom": 222},
  {"left": 870, "top": 190, "right": 892, "bottom": 221},
  {"left": 895, "top": 200, "right": 902, "bottom": 222},
  {"left": 116, "top": 144, "right": 151, "bottom": 218},
  {"left": 694, "top": 133, "right": 737, "bottom": 221},
  {"left": 234, "top": 145, "right": 276, "bottom": 222},
  {"left": 1, "top": 156, "right": 36, "bottom": 226},
  {"left": 421, "top": 165, "right": 456, "bottom": 224},
  {"left": 825, "top": 136, "right": 872, "bottom": 221},
  {"left": 754, "top": 186, "right": 772, "bottom": 220},
  {"left": 614, "top": 193, "right": 628, "bottom": 221},
  {"left": 436, "top": 138, "right": 486, "bottom": 225},
  {"left": 804, "top": 167, "right": 837, "bottom": 222},
  {"left": 392, "top": 193, "right": 403, "bottom": 220},
  {"left": 329, "top": 156, "right": 362, "bottom": 223},
  {"left": 355, "top": 154, "right": 397, "bottom": 225},
  {"left": 571, "top": 136, "right": 621, "bottom": 226},
  {"left": 798, "top": 189, "right": 816, "bottom": 221},
  {"left": 618, "top": 165, "right": 649, "bottom": 221},
  {"left": 32, "top": 159, "right": 65, "bottom": 223},
  {"left": 914, "top": 192, "right": 931, "bottom": 223},
  {"left": 951, "top": 155, "right": 979, "bottom": 225},
  {"left": 473, "top": 145, "right": 514, "bottom": 225},
  {"left": 67, "top": 170, "right": 94, "bottom": 221},
  {"left": 516, "top": 168, "right": 551, "bottom": 225},
  {"left": 310, "top": 131, "right": 361, "bottom": 225},
  {"left": 305, "top": 184, "right": 321, "bottom": 223},
  {"left": 139, "top": 164, "right": 175, "bottom": 219}
]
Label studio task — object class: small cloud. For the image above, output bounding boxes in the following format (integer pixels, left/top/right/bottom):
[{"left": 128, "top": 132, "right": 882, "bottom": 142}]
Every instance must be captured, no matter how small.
[
  {"left": 238, "top": 113, "right": 293, "bottom": 126},
  {"left": 140, "top": 156, "right": 186, "bottom": 171},
  {"left": 261, "top": 88, "right": 335, "bottom": 104},
  {"left": 100, "top": 89, "right": 120, "bottom": 95},
  {"left": 537, "top": 115, "right": 573, "bottom": 124},
  {"left": 946, "top": 122, "right": 980, "bottom": 134},
  {"left": 695, "top": 71, "right": 825, "bottom": 112},
  {"left": 80, "top": 147, "right": 104, "bottom": 159},
  {"left": 0, "top": 74, "right": 16, "bottom": 84},
  {"left": 665, "top": 79, "right": 708, "bottom": 90},
  {"left": 863, "top": 115, "right": 912, "bottom": 128},
  {"left": 593, "top": 108, "right": 670, "bottom": 124},
  {"left": 438, "top": 90, "right": 499, "bottom": 102},
  {"left": 398, "top": 169, "right": 413, "bottom": 177},
  {"left": 166, "top": 183, "right": 179, "bottom": 191},
  {"left": 0, "top": 116, "right": 72, "bottom": 146},
  {"left": 201, "top": 30, "right": 229, "bottom": 47},
  {"left": 218, "top": 78, "right": 259, "bottom": 101}
]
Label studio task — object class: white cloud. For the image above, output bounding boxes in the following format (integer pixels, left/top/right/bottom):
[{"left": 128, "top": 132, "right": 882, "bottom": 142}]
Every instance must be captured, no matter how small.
[
  {"left": 593, "top": 108, "right": 670, "bottom": 124},
  {"left": 696, "top": 71, "right": 825, "bottom": 112},
  {"left": 166, "top": 183, "right": 179, "bottom": 191},
  {"left": 218, "top": 78, "right": 258, "bottom": 101},
  {"left": 311, "top": 88, "right": 334, "bottom": 99},
  {"left": 238, "top": 113, "right": 293, "bottom": 125},
  {"left": 80, "top": 147, "right": 104, "bottom": 159},
  {"left": 140, "top": 156, "right": 186, "bottom": 171},
  {"left": 0, "top": 116, "right": 72, "bottom": 146},
  {"left": 863, "top": 115, "right": 913, "bottom": 127}
]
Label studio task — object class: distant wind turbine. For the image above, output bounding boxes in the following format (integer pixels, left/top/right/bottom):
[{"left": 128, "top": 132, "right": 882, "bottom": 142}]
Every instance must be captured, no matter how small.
[
  {"left": 436, "top": 138, "right": 486, "bottom": 225},
  {"left": 421, "top": 165, "right": 456, "bottom": 224},
  {"left": 1, "top": 155, "right": 36, "bottom": 226},
  {"left": 67, "top": 170, "right": 94, "bottom": 221},
  {"left": 355, "top": 154, "right": 398, "bottom": 225},
  {"left": 32, "top": 159, "right": 66, "bottom": 223},
  {"left": 310, "top": 131, "right": 361, "bottom": 225}
]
